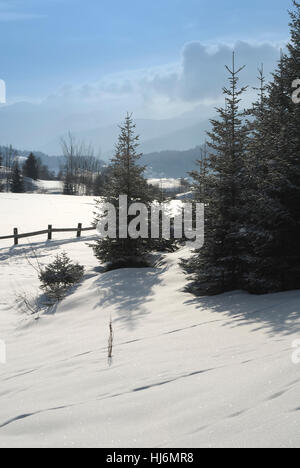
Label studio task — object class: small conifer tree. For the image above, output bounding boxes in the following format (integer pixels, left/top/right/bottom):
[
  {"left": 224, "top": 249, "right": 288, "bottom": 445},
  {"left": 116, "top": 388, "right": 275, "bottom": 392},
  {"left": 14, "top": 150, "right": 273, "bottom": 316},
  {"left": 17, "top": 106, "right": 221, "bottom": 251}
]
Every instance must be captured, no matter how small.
[
  {"left": 10, "top": 160, "right": 25, "bottom": 193},
  {"left": 92, "top": 114, "right": 154, "bottom": 268},
  {"left": 39, "top": 252, "right": 84, "bottom": 300}
]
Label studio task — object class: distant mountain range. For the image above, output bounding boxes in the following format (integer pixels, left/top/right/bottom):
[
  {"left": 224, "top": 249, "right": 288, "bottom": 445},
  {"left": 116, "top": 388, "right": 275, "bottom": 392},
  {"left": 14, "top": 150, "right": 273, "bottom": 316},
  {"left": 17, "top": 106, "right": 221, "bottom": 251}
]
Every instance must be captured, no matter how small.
[
  {"left": 1, "top": 144, "right": 202, "bottom": 179},
  {"left": 142, "top": 147, "right": 202, "bottom": 178},
  {"left": 0, "top": 100, "right": 210, "bottom": 158},
  {"left": 0, "top": 99, "right": 210, "bottom": 178}
]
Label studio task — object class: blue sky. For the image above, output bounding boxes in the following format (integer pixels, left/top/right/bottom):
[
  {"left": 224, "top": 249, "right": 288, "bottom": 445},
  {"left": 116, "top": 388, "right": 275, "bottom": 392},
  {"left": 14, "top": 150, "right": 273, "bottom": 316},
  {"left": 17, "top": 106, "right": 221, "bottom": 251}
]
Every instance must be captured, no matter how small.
[
  {"left": 0, "top": 0, "right": 294, "bottom": 153},
  {"left": 0, "top": 0, "right": 290, "bottom": 101}
]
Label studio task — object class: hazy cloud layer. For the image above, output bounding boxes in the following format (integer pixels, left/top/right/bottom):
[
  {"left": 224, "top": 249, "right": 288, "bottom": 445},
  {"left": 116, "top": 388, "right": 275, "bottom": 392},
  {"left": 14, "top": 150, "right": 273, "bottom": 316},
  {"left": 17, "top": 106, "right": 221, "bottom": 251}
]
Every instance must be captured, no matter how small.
[
  {"left": 143, "top": 40, "right": 282, "bottom": 103},
  {"left": 0, "top": 40, "right": 284, "bottom": 153},
  {"left": 44, "top": 40, "right": 282, "bottom": 119}
]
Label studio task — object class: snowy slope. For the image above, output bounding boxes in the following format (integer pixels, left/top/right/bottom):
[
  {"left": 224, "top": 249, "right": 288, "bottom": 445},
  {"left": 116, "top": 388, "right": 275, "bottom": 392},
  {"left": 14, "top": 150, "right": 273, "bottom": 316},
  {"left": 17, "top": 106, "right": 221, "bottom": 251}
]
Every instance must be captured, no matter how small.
[
  {"left": 0, "top": 193, "right": 300, "bottom": 448},
  {"left": 35, "top": 180, "right": 63, "bottom": 194},
  {"left": 0, "top": 193, "right": 94, "bottom": 243}
]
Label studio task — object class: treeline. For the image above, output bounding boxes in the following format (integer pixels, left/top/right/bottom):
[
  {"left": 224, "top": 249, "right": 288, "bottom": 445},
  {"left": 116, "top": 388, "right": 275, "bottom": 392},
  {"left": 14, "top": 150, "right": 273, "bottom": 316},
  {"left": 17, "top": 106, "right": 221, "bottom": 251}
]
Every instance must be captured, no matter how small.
[
  {"left": 0, "top": 148, "right": 57, "bottom": 193},
  {"left": 182, "top": 0, "right": 300, "bottom": 295},
  {"left": 0, "top": 140, "right": 108, "bottom": 196}
]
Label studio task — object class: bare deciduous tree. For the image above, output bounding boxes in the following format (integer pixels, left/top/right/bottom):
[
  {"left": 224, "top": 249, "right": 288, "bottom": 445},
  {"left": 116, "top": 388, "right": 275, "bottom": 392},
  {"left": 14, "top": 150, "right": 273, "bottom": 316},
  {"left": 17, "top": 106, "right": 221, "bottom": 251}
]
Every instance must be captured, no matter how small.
[{"left": 60, "top": 132, "right": 103, "bottom": 195}]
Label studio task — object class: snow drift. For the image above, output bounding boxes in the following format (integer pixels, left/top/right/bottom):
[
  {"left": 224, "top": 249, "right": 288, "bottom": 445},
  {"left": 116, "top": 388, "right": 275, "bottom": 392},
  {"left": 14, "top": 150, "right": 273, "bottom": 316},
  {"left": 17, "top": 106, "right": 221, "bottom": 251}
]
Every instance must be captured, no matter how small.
[{"left": 0, "top": 193, "right": 300, "bottom": 448}]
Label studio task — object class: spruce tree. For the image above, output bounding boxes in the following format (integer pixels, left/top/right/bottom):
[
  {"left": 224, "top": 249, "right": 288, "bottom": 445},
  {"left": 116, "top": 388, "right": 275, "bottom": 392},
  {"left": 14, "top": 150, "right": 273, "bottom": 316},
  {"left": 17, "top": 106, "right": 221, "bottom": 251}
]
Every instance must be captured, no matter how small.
[
  {"left": 10, "top": 160, "right": 25, "bottom": 193},
  {"left": 23, "top": 153, "right": 39, "bottom": 180},
  {"left": 243, "top": 1, "right": 300, "bottom": 293},
  {"left": 241, "top": 66, "right": 275, "bottom": 292},
  {"left": 182, "top": 54, "right": 249, "bottom": 295},
  {"left": 91, "top": 114, "right": 154, "bottom": 269}
]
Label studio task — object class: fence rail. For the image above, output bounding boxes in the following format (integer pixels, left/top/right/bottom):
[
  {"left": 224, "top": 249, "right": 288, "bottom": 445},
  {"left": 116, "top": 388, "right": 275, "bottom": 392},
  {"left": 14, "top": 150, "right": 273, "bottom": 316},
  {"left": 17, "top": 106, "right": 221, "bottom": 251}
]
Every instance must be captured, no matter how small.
[{"left": 0, "top": 223, "right": 96, "bottom": 245}]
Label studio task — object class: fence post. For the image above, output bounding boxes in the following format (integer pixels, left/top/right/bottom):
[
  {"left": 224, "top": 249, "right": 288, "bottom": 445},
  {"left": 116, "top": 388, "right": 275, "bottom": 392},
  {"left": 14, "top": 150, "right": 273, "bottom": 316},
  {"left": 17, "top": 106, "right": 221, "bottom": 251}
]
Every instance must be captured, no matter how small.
[
  {"left": 77, "top": 223, "right": 82, "bottom": 238},
  {"left": 48, "top": 225, "right": 52, "bottom": 241},
  {"left": 14, "top": 228, "right": 18, "bottom": 246}
]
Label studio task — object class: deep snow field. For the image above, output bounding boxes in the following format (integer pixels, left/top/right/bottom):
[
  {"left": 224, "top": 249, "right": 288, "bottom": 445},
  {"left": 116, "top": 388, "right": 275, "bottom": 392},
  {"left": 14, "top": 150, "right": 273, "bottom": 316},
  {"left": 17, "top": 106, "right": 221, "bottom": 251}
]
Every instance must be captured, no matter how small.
[{"left": 0, "top": 191, "right": 300, "bottom": 448}]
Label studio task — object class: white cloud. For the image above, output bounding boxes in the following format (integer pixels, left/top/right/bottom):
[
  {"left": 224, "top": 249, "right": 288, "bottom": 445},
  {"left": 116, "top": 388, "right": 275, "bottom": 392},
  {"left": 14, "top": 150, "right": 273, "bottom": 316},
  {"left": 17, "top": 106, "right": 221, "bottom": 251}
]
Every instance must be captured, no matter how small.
[
  {"left": 143, "top": 40, "right": 282, "bottom": 104},
  {"left": 2, "top": 39, "right": 286, "bottom": 153},
  {"left": 41, "top": 39, "right": 283, "bottom": 122}
]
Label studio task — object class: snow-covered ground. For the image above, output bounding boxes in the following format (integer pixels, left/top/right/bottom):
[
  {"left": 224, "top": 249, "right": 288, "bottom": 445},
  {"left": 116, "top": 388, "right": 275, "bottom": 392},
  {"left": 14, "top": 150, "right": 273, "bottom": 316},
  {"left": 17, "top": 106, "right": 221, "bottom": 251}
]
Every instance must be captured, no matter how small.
[
  {"left": 35, "top": 180, "right": 63, "bottom": 194},
  {"left": 0, "top": 193, "right": 94, "bottom": 242},
  {"left": 148, "top": 178, "right": 182, "bottom": 190},
  {"left": 0, "top": 193, "right": 300, "bottom": 448},
  {"left": 0, "top": 176, "right": 63, "bottom": 195}
]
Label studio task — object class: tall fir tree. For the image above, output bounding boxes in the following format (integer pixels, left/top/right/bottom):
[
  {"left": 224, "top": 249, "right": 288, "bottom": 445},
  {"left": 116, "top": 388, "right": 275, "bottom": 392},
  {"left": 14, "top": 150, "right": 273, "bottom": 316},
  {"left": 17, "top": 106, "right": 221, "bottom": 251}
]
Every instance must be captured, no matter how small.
[
  {"left": 240, "top": 66, "right": 276, "bottom": 292},
  {"left": 243, "top": 1, "right": 300, "bottom": 293},
  {"left": 91, "top": 114, "right": 154, "bottom": 268},
  {"left": 182, "top": 53, "right": 249, "bottom": 295}
]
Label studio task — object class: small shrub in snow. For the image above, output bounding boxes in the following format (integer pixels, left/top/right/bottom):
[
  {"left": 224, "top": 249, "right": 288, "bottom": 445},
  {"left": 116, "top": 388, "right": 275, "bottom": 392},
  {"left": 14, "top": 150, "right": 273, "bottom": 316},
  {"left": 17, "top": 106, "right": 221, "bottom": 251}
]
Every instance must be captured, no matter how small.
[{"left": 39, "top": 252, "right": 84, "bottom": 300}]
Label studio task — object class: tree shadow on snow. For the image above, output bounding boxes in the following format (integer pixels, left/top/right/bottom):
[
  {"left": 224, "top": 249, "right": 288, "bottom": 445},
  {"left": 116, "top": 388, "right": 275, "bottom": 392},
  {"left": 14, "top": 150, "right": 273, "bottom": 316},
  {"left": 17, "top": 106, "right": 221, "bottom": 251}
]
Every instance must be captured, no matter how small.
[
  {"left": 0, "top": 235, "right": 98, "bottom": 263},
  {"left": 184, "top": 289, "right": 300, "bottom": 337},
  {"left": 93, "top": 262, "right": 168, "bottom": 330}
]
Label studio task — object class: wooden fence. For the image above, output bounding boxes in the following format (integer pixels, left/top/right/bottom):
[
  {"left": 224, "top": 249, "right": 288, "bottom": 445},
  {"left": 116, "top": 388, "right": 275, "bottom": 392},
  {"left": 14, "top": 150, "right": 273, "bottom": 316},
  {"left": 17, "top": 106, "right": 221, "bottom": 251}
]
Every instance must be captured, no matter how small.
[{"left": 0, "top": 223, "right": 96, "bottom": 246}]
